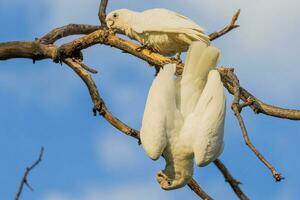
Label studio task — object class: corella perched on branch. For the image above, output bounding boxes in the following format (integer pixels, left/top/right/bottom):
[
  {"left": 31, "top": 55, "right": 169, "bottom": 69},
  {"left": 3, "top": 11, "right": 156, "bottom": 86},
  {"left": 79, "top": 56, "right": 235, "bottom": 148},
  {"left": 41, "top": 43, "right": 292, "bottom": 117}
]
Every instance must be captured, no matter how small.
[
  {"left": 140, "top": 41, "right": 226, "bottom": 190},
  {"left": 105, "top": 8, "right": 210, "bottom": 56}
]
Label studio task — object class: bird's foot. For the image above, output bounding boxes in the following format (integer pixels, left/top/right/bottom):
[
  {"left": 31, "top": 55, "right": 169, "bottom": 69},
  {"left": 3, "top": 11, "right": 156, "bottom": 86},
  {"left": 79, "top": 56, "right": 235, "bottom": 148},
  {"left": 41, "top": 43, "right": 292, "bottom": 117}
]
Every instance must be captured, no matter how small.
[
  {"left": 156, "top": 171, "right": 172, "bottom": 189},
  {"left": 137, "top": 138, "right": 142, "bottom": 145},
  {"left": 136, "top": 44, "right": 147, "bottom": 52},
  {"left": 156, "top": 171, "right": 168, "bottom": 183},
  {"left": 175, "top": 52, "right": 181, "bottom": 60},
  {"left": 169, "top": 54, "right": 182, "bottom": 64},
  {"left": 108, "top": 28, "right": 117, "bottom": 35},
  {"left": 136, "top": 44, "right": 157, "bottom": 54}
]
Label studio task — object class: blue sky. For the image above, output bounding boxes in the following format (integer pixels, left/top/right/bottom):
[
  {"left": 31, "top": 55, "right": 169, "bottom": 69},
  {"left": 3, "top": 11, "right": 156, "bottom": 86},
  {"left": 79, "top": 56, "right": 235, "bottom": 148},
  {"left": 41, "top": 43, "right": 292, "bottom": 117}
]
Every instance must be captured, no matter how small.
[{"left": 0, "top": 0, "right": 299, "bottom": 199}]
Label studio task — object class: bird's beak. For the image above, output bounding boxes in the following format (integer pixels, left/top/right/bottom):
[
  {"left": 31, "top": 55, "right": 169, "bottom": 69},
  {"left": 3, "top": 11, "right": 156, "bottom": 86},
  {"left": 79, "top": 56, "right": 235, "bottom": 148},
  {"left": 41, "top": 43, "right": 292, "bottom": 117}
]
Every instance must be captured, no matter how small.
[{"left": 106, "top": 20, "right": 114, "bottom": 28}]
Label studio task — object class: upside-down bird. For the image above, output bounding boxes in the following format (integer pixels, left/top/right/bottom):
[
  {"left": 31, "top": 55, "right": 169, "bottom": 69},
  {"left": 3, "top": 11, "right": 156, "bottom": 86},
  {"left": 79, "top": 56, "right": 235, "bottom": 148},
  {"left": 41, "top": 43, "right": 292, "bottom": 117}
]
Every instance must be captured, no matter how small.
[
  {"left": 105, "top": 8, "right": 210, "bottom": 56},
  {"left": 140, "top": 41, "right": 226, "bottom": 190}
]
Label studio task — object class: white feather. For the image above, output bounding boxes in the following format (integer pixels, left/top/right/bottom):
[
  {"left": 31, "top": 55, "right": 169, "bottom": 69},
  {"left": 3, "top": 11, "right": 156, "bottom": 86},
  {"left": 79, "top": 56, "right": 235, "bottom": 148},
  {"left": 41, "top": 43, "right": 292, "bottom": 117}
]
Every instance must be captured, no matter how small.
[
  {"left": 140, "top": 64, "right": 178, "bottom": 160},
  {"left": 182, "top": 70, "right": 226, "bottom": 166},
  {"left": 180, "top": 42, "right": 220, "bottom": 118}
]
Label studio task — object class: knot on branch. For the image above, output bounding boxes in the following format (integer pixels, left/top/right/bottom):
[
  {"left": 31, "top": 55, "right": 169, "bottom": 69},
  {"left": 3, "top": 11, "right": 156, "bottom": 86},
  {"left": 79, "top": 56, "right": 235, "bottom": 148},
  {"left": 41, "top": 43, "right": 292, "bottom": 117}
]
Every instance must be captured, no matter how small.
[
  {"left": 54, "top": 45, "right": 83, "bottom": 64},
  {"left": 101, "top": 28, "right": 114, "bottom": 44},
  {"left": 273, "top": 171, "right": 285, "bottom": 182},
  {"left": 231, "top": 102, "right": 242, "bottom": 113},
  {"left": 93, "top": 101, "right": 106, "bottom": 116},
  {"left": 31, "top": 41, "right": 46, "bottom": 63}
]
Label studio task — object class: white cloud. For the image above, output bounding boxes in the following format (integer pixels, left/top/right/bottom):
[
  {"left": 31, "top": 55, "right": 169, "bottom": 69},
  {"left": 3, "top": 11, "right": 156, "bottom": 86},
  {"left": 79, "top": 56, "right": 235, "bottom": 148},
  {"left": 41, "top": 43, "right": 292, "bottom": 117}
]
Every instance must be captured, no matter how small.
[
  {"left": 43, "top": 182, "right": 170, "bottom": 200},
  {"left": 95, "top": 134, "right": 139, "bottom": 169},
  {"left": 45, "top": 0, "right": 99, "bottom": 28},
  {"left": 182, "top": 0, "right": 300, "bottom": 46},
  {"left": 272, "top": 186, "right": 298, "bottom": 200},
  {"left": 0, "top": 64, "right": 80, "bottom": 109}
]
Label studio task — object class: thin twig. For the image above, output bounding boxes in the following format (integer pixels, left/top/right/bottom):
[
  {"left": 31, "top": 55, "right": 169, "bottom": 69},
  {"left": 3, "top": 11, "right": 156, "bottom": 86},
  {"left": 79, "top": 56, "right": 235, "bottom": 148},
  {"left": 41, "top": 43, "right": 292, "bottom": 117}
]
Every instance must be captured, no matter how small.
[
  {"left": 15, "top": 147, "right": 44, "bottom": 200},
  {"left": 229, "top": 71, "right": 284, "bottom": 182},
  {"left": 72, "top": 58, "right": 98, "bottom": 74},
  {"left": 39, "top": 24, "right": 100, "bottom": 44},
  {"left": 188, "top": 179, "right": 213, "bottom": 200},
  {"left": 98, "top": 0, "right": 109, "bottom": 26},
  {"left": 209, "top": 9, "right": 240, "bottom": 41},
  {"left": 218, "top": 67, "right": 300, "bottom": 120},
  {"left": 214, "top": 159, "right": 249, "bottom": 200}
]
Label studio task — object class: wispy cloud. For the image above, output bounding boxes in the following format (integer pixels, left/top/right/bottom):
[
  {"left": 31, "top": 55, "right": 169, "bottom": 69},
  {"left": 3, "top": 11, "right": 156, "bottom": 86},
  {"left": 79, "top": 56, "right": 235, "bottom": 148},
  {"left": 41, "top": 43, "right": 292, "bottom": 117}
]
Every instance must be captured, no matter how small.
[
  {"left": 43, "top": 182, "right": 170, "bottom": 200},
  {"left": 95, "top": 134, "right": 140, "bottom": 170},
  {"left": 0, "top": 63, "right": 80, "bottom": 109},
  {"left": 45, "top": 0, "right": 99, "bottom": 28}
]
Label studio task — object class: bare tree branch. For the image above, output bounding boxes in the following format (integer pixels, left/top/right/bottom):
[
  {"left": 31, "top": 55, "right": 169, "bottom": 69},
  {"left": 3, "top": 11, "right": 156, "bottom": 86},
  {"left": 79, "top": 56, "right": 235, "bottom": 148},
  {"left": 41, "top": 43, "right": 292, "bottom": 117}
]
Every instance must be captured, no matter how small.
[
  {"left": 98, "top": 0, "right": 109, "bottom": 26},
  {"left": 219, "top": 67, "right": 300, "bottom": 120},
  {"left": 72, "top": 58, "right": 98, "bottom": 74},
  {"left": 15, "top": 147, "right": 44, "bottom": 200},
  {"left": 229, "top": 70, "right": 284, "bottom": 182},
  {"left": 0, "top": 41, "right": 56, "bottom": 61},
  {"left": 209, "top": 9, "right": 240, "bottom": 41},
  {"left": 39, "top": 24, "right": 100, "bottom": 44},
  {"left": 188, "top": 179, "right": 213, "bottom": 200},
  {"left": 214, "top": 159, "right": 249, "bottom": 200}
]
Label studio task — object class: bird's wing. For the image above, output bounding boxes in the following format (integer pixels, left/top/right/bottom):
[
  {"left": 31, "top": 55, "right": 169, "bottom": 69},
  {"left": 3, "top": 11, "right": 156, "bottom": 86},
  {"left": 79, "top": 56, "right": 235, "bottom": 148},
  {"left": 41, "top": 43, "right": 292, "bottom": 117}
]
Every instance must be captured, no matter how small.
[
  {"left": 140, "top": 64, "right": 177, "bottom": 160},
  {"left": 180, "top": 43, "right": 220, "bottom": 118},
  {"left": 189, "top": 70, "right": 226, "bottom": 166},
  {"left": 132, "top": 8, "right": 207, "bottom": 39}
]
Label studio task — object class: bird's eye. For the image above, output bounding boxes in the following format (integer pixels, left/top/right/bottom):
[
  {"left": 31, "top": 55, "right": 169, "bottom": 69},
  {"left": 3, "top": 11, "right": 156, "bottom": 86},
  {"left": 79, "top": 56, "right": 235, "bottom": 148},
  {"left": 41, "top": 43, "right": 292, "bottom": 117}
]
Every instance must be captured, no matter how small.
[
  {"left": 113, "top": 13, "right": 118, "bottom": 18},
  {"left": 167, "top": 181, "right": 171, "bottom": 185}
]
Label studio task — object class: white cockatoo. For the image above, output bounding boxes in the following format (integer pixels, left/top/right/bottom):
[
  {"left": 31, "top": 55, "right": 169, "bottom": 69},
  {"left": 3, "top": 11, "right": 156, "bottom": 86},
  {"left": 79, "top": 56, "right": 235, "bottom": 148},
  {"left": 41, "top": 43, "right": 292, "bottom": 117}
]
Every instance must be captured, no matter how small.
[
  {"left": 105, "top": 8, "right": 210, "bottom": 56},
  {"left": 140, "top": 41, "right": 226, "bottom": 190}
]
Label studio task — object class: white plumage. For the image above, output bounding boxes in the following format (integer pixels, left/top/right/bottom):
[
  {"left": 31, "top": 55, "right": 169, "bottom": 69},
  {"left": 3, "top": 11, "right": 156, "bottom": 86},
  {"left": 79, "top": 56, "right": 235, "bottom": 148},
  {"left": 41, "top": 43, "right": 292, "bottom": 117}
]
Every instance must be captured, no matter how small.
[
  {"left": 140, "top": 41, "right": 226, "bottom": 190},
  {"left": 106, "top": 8, "right": 210, "bottom": 55}
]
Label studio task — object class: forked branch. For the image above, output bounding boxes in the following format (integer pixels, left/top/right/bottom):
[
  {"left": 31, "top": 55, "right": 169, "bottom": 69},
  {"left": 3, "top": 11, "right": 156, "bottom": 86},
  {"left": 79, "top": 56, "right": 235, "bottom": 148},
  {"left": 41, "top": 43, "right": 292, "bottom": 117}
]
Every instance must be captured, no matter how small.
[
  {"left": 214, "top": 159, "right": 249, "bottom": 200},
  {"left": 15, "top": 147, "right": 44, "bottom": 200},
  {"left": 209, "top": 9, "right": 240, "bottom": 41},
  {"left": 229, "top": 70, "right": 284, "bottom": 182}
]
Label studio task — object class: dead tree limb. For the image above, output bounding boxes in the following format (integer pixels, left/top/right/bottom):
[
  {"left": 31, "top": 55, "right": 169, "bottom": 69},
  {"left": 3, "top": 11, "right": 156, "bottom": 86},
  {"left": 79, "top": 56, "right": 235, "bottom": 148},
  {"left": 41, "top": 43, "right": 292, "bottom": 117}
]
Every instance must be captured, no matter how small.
[
  {"left": 214, "top": 159, "right": 249, "bottom": 200},
  {"left": 40, "top": 24, "right": 100, "bottom": 44},
  {"left": 209, "top": 9, "right": 240, "bottom": 41},
  {"left": 15, "top": 147, "right": 44, "bottom": 200},
  {"left": 188, "top": 179, "right": 213, "bottom": 200},
  {"left": 98, "top": 0, "right": 109, "bottom": 26},
  {"left": 229, "top": 70, "right": 284, "bottom": 181}
]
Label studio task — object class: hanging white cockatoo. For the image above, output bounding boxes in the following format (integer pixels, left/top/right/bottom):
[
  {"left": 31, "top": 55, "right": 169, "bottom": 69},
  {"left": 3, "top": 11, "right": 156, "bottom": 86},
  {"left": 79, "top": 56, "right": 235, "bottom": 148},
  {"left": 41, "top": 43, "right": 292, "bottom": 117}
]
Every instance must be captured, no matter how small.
[
  {"left": 105, "top": 8, "right": 210, "bottom": 56},
  {"left": 140, "top": 41, "right": 226, "bottom": 190}
]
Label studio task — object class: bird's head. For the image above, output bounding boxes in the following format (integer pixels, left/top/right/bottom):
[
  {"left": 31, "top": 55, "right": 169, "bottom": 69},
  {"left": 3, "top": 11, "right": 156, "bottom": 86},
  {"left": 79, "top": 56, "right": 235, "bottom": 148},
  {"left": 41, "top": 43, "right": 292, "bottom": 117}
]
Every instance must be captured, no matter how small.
[
  {"left": 156, "top": 170, "right": 190, "bottom": 190},
  {"left": 106, "top": 9, "right": 134, "bottom": 32}
]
